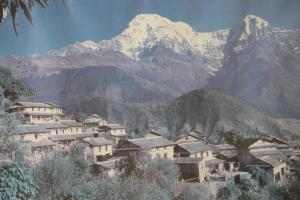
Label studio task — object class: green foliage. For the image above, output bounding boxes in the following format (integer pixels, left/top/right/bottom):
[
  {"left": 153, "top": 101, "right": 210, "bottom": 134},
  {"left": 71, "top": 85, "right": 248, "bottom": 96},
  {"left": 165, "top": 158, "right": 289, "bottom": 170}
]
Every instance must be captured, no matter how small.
[
  {"left": 33, "top": 153, "right": 76, "bottom": 200},
  {"left": 224, "top": 130, "right": 243, "bottom": 145},
  {"left": 0, "top": 67, "right": 35, "bottom": 102},
  {"left": 249, "top": 166, "right": 272, "bottom": 187},
  {"left": 177, "top": 184, "right": 210, "bottom": 200},
  {"left": 69, "top": 143, "right": 90, "bottom": 177},
  {"left": 0, "top": 161, "right": 37, "bottom": 200},
  {"left": 117, "top": 153, "right": 180, "bottom": 191},
  {"left": 267, "top": 183, "right": 290, "bottom": 200},
  {"left": 0, "top": 0, "right": 48, "bottom": 35}
]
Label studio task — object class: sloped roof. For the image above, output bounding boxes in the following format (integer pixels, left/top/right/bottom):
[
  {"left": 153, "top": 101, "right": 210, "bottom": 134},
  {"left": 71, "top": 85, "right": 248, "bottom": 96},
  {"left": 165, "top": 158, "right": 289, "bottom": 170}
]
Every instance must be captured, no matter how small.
[
  {"left": 177, "top": 142, "right": 214, "bottom": 154},
  {"left": 174, "top": 157, "right": 203, "bottom": 164},
  {"left": 14, "top": 101, "right": 63, "bottom": 108},
  {"left": 84, "top": 114, "right": 105, "bottom": 123},
  {"left": 23, "top": 112, "right": 64, "bottom": 116},
  {"left": 49, "top": 134, "right": 91, "bottom": 141},
  {"left": 217, "top": 150, "right": 238, "bottom": 159},
  {"left": 97, "top": 158, "right": 120, "bottom": 169},
  {"left": 31, "top": 139, "right": 56, "bottom": 148},
  {"left": 187, "top": 130, "right": 207, "bottom": 140},
  {"left": 60, "top": 120, "right": 83, "bottom": 127},
  {"left": 215, "top": 143, "right": 236, "bottom": 151},
  {"left": 7, "top": 125, "right": 50, "bottom": 134},
  {"left": 251, "top": 149, "right": 286, "bottom": 160},
  {"left": 259, "top": 156, "right": 282, "bottom": 167},
  {"left": 128, "top": 137, "right": 174, "bottom": 149},
  {"left": 145, "top": 130, "right": 163, "bottom": 137},
  {"left": 83, "top": 137, "right": 113, "bottom": 146},
  {"left": 205, "top": 158, "right": 224, "bottom": 166},
  {"left": 40, "top": 123, "right": 69, "bottom": 129},
  {"left": 106, "top": 124, "right": 125, "bottom": 129}
]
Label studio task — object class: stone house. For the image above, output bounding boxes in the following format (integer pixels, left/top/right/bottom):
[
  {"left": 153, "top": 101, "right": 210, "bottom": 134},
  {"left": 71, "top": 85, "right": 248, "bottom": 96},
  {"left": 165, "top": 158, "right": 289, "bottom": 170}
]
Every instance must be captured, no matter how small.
[
  {"left": 176, "top": 130, "right": 208, "bottom": 144},
  {"left": 84, "top": 114, "right": 107, "bottom": 134},
  {"left": 115, "top": 137, "right": 174, "bottom": 159},
  {"left": 8, "top": 101, "right": 64, "bottom": 124},
  {"left": 215, "top": 143, "right": 238, "bottom": 172},
  {"left": 237, "top": 138, "right": 287, "bottom": 181},
  {"left": 82, "top": 137, "right": 113, "bottom": 163},
  {"left": 174, "top": 142, "right": 214, "bottom": 159}
]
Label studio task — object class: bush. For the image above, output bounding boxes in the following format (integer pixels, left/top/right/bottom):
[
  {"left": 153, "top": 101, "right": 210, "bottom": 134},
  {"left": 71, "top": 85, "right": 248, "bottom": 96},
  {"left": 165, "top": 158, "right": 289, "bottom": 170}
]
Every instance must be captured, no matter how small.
[{"left": 0, "top": 161, "right": 37, "bottom": 199}]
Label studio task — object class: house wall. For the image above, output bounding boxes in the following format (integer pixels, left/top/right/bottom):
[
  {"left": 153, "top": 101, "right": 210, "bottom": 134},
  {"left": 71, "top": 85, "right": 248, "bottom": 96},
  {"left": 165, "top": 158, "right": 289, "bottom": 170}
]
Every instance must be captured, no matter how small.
[
  {"left": 30, "top": 146, "right": 56, "bottom": 163},
  {"left": 149, "top": 145, "right": 174, "bottom": 159},
  {"left": 48, "top": 127, "right": 83, "bottom": 136},
  {"left": 190, "top": 150, "right": 213, "bottom": 159},
  {"left": 90, "top": 144, "right": 113, "bottom": 163},
  {"left": 17, "top": 132, "right": 51, "bottom": 142},
  {"left": 29, "top": 115, "right": 57, "bottom": 124},
  {"left": 23, "top": 107, "right": 63, "bottom": 114},
  {"left": 110, "top": 129, "right": 126, "bottom": 137},
  {"left": 272, "top": 163, "right": 286, "bottom": 181}
]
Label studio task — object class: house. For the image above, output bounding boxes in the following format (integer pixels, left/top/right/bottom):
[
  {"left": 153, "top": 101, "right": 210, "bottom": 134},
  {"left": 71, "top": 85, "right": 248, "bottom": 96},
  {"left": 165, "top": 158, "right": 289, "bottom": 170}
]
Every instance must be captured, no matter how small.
[
  {"left": 82, "top": 137, "right": 113, "bottom": 163},
  {"left": 174, "top": 142, "right": 224, "bottom": 182},
  {"left": 105, "top": 124, "right": 126, "bottom": 137},
  {"left": 49, "top": 133, "right": 92, "bottom": 151},
  {"left": 4, "top": 125, "right": 51, "bottom": 142},
  {"left": 145, "top": 130, "right": 163, "bottom": 138},
  {"left": 247, "top": 155, "right": 287, "bottom": 181},
  {"left": 8, "top": 102, "right": 64, "bottom": 124},
  {"left": 176, "top": 130, "right": 208, "bottom": 144},
  {"left": 174, "top": 156, "right": 224, "bottom": 183},
  {"left": 215, "top": 143, "right": 238, "bottom": 172},
  {"left": 237, "top": 138, "right": 287, "bottom": 181},
  {"left": 84, "top": 114, "right": 107, "bottom": 133},
  {"left": 174, "top": 157, "right": 206, "bottom": 182},
  {"left": 40, "top": 120, "right": 84, "bottom": 136},
  {"left": 94, "top": 157, "right": 123, "bottom": 177},
  {"left": 174, "top": 142, "right": 214, "bottom": 159},
  {"left": 30, "top": 138, "right": 57, "bottom": 162},
  {"left": 115, "top": 137, "right": 174, "bottom": 159}
]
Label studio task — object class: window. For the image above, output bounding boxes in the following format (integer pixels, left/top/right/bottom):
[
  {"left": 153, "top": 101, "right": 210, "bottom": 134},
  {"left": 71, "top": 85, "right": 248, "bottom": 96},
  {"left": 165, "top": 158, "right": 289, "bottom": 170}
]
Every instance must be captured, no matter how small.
[
  {"left": 164, "top": 153, "right": 168, "bottom": 159},
  {"left": 32, "top": 108, "right": 34, "bottom": 111},
  {"left": 21, "top": 135, "right": 24, "bottom": 140},
  {"left": 206, "top": 152, "right": 209, "bottom": 157},
  {"left": 76, "top": 128, "right": 78, "bottom": 132},
  {"left": 56, "top": 129, "right": 58, "bottom": 135},
  {"left": 105, "top": 145, "right": 108, "bottom": 151},
  {"left": 35, "top": 134, "right": 38, "bottom": 140},
  {"left": 44, "top": 108, "right": 46, "bottom": 111}
]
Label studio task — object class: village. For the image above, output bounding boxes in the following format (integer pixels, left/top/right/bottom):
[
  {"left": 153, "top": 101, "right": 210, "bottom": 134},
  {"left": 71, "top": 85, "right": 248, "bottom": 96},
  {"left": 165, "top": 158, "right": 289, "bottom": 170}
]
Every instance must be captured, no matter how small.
[{"left": 2, "top": 100, "right": 300, "bottom": 192}]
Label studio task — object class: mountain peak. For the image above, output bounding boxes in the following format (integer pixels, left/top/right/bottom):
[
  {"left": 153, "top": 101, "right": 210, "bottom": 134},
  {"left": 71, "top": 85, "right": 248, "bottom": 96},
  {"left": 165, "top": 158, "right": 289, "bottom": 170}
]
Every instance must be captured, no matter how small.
[{"left": 242, "top": 15, "right": 269, "bottom": 34}]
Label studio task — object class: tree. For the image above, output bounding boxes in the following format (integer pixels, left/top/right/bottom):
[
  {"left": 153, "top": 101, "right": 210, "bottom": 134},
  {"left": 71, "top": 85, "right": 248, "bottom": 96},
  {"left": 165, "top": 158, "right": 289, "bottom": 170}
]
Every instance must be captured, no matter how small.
[
  {"left": 69, "top": 143, "right": 90, "bottom": 177},
  {"left": 224, "top": 130, "right": 243, "bottom": 146},
  {"left": 33, "top": 153, "right": 76, "bottom": 200},
  {"left": 177, "top": 184, "right": 210, "bottom": 200},
  {"left": 0, "top": 161, "right": 38, "bottom": 199},
  {"left": 0, "top": 0, "right": 66, "bottom": 35}
]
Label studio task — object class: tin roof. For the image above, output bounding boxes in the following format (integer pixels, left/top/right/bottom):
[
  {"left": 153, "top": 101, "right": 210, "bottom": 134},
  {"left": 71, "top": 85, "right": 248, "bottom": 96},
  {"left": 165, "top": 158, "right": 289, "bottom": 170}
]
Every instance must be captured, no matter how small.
[
  {"left": 128, "top": 137, "right": 174, "bottom": 149},
  {"left": 177, "top": 142, "right": 214, "bottom": 154}
]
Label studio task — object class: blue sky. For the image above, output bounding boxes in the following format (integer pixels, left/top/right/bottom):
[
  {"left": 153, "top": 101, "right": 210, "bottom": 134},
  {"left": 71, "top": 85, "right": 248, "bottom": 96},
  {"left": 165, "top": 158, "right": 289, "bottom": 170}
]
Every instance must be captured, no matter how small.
[{"left": 0, "top": 0, "right": 300, "bottom": 57}]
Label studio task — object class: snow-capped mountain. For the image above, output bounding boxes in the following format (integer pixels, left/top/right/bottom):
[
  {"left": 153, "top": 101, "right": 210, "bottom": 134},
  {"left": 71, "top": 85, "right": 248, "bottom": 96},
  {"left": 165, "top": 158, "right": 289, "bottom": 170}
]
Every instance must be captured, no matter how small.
[
  {"left": 2, "top": 14, "right": 300, "bottom": 118},
  {"left": 49, "top": 14, "right": 229, "bottom": 71}
]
